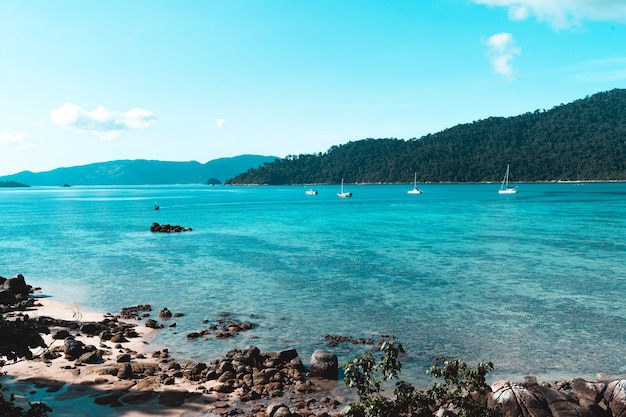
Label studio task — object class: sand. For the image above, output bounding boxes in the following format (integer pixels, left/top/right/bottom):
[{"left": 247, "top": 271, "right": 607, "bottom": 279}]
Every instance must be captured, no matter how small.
[{"left": 1, "top": 297, "right": 233, "bottom": 417}]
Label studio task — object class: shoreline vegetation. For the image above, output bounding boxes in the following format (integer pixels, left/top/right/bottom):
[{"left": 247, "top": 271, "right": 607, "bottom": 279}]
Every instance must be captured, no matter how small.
[{"left": 3, "top": 275, "right": 626, "bottom": 417}]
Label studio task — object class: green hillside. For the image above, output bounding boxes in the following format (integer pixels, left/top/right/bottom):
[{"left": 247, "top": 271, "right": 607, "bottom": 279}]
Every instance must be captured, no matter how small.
[{"left": 228, "top": 89, "right": 626, "bottom": 184}]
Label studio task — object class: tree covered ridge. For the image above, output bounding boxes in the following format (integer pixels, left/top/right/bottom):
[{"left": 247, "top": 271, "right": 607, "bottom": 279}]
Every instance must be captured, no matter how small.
[{"left": 227, "top": 89, "right": 626, "bottom": 184}]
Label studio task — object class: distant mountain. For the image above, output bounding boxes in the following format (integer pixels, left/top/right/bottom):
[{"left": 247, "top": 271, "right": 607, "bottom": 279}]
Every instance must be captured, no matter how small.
[
  {"left": 0, "top": 155, "right": 278, "bottom": 186},
  {"left": 228, "top": 89, "right": 626, "bottom": 184}
]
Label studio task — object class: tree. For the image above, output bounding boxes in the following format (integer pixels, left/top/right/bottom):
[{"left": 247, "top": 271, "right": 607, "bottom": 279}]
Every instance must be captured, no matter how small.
[{"left": 343, "top": 342, "right": 501, "bottom": 417}]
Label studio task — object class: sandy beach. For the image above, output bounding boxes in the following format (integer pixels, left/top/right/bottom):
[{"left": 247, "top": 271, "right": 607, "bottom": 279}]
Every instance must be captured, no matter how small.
[{"left": 1, "top": 294, "right": 349, "bottom": 417}]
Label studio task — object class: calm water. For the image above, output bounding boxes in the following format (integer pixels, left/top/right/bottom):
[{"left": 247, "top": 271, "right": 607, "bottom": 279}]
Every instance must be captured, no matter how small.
[{"left": 1, "top": 182, "right": 625, "bottom": 384}]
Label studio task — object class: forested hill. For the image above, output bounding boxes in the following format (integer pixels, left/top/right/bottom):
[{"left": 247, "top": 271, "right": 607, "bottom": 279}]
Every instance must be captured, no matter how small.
[{"left": 228, "top": 89, "right": 626, "bottom": 184}]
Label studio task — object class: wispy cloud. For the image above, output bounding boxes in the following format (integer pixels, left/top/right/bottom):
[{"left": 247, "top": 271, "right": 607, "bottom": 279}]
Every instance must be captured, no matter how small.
[
  {"left": 0, "top": 132, "right": 33, "bottom": 149},
  {"left": 216, "top": 118, "right": 226, "bottom": 128},
  {"left": 473, "top": 0, "right": 626, "bottom": 30},
  {"left": 50, "top": 103, "right": 156, "bottom": 140},
  {"left": 483, "top": 32, "right": 521, "bottom": 79}
]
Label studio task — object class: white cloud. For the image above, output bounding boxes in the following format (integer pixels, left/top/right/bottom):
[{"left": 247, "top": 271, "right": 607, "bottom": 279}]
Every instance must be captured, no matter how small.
[
  {"left": 484, "top": 32, "right": 521, "bottom": 79},
  {"left": 50, "top": 103, "right": 156, "bottom": 140},
  {"left": 216, "top": 118, "right": 226, "bottom": 128},
  {"left": 474, "top": 0, "right": 626, "bottom": 30},
  {"left": 0, "top": 132, "right": 33, "bottom": 149}
]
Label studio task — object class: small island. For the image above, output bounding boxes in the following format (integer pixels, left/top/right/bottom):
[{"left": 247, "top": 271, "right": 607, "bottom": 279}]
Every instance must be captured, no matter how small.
[{"left": 0, "top": 181, "right": 29, "bottom": 188}]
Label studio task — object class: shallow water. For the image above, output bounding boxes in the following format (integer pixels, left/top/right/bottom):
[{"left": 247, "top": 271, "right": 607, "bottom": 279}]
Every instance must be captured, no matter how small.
[{"left": 1, "top": 182, "right": 625, "bottom": 384}]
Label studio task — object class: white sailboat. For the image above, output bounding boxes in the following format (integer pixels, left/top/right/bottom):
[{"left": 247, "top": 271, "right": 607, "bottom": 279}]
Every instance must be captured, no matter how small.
[
  {"left": 337, "top": 178, "right": 352, "bottom": 198},
  {"left": 498, "top": 164, "right": 518, "bottom": 194},
  {"left": 407, "top": 172, "right": 423, "bottom": 194}
]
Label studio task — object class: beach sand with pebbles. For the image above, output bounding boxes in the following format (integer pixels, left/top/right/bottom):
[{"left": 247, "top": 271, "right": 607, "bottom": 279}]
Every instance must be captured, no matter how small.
[{"left": 1, "top": 293, "right": 350, "bottom": 417}]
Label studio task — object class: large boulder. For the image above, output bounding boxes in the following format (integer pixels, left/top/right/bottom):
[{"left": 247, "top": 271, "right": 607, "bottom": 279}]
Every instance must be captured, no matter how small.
[
  {"left": 2, "top": 274, "right": 31, "bottom": 297},
  {"left": 604, "top": 379, "right": 626, "bottom": 417},
  {"left": 490, "top": 378, "right": 597, "bottom": 417},
  {"left": 309, "top": 350, "right": 338, "bottom": 380}
]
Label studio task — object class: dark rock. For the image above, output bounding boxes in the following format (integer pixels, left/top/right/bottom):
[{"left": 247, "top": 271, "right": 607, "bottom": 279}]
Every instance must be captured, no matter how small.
[
  {"left": 117, "top": 353, "right": 131, "bottom": 363},
  {"left": 80, "top": 322, "right": 102, "bottom": 335},
  {"left": 150, "top": 223, "right": 192, "bottom": 233},
  {"left": 118, "top": 363, "right": 133, "bottom": 380},
  {"left": 145, "top": 319, "right": 163, "bottom": 329},
  {"left": 278, "top": 348, "right": 298, "bottom": 363},
  {"left": 77, "top": 350, "right": 101, "bottom": 364},
  {"left": 2, "top": 274, "right": 31, "bottom": 297},
  {"left": 64, "top": 338, "right": 87, "bottom": 359},
  {"left": 309, "top": 350, "right": 338, "bottom": 380}
]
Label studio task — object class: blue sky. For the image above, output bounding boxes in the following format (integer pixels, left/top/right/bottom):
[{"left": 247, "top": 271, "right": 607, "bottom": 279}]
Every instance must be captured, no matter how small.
[{"left": 1, "top": 0, "right": 626, "bottom": 175}]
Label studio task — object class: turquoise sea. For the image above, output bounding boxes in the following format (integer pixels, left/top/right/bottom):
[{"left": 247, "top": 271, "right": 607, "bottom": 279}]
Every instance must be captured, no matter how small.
[{"left": 1, "top": 182, "right": 625, "bottom": 385}]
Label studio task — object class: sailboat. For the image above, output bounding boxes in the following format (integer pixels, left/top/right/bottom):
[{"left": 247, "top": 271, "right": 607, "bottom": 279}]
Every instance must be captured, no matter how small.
[
  {"left": 498, "top": 164, "right": 518, "bottom": 194},
  {"left": 337, "top": 178, "right": 352, "bottom": 198},
  {"left": 407, "top": 172, "right": 423, "bottom": 194}
]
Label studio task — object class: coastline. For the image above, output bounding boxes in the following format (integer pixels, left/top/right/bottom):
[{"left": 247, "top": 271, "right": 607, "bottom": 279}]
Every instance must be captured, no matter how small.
[
  {"left": 1, "top": 287, "right": 351, "bottom": 417},
  {"left": 4, "top": 278, "right": 626, "bottom": 417}
]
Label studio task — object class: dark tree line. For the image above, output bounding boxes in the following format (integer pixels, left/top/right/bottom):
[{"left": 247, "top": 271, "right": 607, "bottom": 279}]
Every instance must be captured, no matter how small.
[{"left": 227, "top": 89, "right": 626, "bottom": 184}]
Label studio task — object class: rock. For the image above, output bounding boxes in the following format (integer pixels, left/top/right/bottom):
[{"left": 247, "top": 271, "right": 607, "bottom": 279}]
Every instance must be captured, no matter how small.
[
  {"left": 266, "top": 402, "right": 292, "bottom": 417},
  {"left": 150, "top": 223, "right": 192, "bottom": 233},
  {"left": 64, "top": 338, "right": 87, "bottom": 359},
  {"left": 490, "top": 379, "right": 597, "bottom": 417},
  {"left": 2, "top": 274, "right": 31, "bottom": 298},
  {"left": 158, "top": 307, "right": 173, "bottom": 318},
  {"left": 77, "top": 350, "right": 101, "bottom": 364},
  {"left": 145, "top": 319, "right": 163, "bottom": 329},
  {"left": 117, "top": 353, "right": 131, "bottom": 363},
  {"left": 80, "top": 322, "right": 102, "bottom": 335},
  {"left": 604, "top": 379, "right": 626, "bottom": 417},
  {"left": 118, "top": 363, "right": 133, "bottom": 380},
  {"left": 52, "top": 329, "right": 71, "bottom": 340},
  {"left": 309, "top": 350, "right": 338, "bottom": 380},
  {"left": 278, "top": 348, "right": 298, "bottom": 363}
]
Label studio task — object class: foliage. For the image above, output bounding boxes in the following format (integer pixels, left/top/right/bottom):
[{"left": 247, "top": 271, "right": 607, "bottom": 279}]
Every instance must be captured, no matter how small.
[
  {"left": 227, "top": 89, "right": 626, "bottom": 184},
  {"left": 0, "top": 314, "right": 51, "bottom": 417},
  {"left": 342, "top": 342, "right": 501, "bottom": 417}
]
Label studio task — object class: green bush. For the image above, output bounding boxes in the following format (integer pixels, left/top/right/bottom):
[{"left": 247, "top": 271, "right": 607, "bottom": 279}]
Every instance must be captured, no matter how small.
[{"left": 343, "top": 342, "right": 501, "bottom": 417}]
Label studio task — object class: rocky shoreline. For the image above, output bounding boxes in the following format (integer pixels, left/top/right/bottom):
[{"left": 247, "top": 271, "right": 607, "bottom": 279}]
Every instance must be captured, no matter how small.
[
  {"left": 1, "top": 274, "right": 350, "bottom": 416},
  {"left": 3, "top": 273, "right": 626, "bottom": 417}
]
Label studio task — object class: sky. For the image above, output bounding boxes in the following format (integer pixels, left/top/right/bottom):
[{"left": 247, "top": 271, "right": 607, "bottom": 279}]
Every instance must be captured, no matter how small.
[{"left": 1, "top": 0, "right": 626, "bottom": 175}]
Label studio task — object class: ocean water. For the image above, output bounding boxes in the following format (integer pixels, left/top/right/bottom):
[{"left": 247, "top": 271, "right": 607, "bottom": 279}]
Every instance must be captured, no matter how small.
[{"left": 1, "top": 182, "right": 625, "bottom": 385}]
